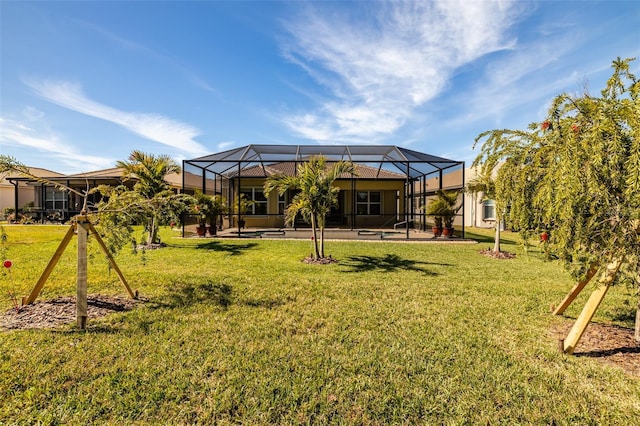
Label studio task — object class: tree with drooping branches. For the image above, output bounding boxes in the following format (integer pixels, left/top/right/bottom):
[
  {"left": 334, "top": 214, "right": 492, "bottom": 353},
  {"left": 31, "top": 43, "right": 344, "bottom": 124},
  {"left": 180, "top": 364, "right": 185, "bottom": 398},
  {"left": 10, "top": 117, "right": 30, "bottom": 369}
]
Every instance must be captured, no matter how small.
[{"left": 473, "top": 57, "right": 640, "bottom": 340}]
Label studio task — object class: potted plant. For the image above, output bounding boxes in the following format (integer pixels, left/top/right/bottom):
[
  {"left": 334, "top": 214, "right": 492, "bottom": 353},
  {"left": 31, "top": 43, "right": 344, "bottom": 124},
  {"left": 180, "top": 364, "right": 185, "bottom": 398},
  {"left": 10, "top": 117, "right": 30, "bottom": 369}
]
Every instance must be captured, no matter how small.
[
  {"left": 193, "top": 190, "right": 212, "bottom": 237},
  {"left": 206, "top": 195, "right": 227, "bottom": 236},
  {"left": 439, "top": 190, "right": 462, "bottom": 237},
  {"left": 425, "top": 197, "right": 445, "bottom": 237},
  {"left": 234, "top": 194, "right": 254, "bottom": 229},
  {"left": 426, "top": 190, "right": 461, "bottom": 237}
]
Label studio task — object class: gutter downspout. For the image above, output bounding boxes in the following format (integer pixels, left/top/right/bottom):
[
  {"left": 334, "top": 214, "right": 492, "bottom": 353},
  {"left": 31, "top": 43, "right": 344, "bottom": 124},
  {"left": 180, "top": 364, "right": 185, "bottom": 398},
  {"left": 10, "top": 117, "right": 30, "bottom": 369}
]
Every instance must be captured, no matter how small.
[
  {"left": 461, "top": 163, "right": 465, "bottom": 239},
  {"left": 13, "top": 180, "right": 19, "bottom": 223}
]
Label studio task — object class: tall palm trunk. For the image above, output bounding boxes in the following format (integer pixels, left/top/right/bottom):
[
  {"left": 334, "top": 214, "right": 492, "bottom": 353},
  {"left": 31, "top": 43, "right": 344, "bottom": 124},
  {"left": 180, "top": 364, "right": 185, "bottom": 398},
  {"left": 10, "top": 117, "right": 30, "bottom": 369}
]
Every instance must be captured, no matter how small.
[
  {"left": 310, "top": 214, "right": 320, "bottom": 259},
  {"left": 147, "top": 216, "right": 158, "bottom": 245}
]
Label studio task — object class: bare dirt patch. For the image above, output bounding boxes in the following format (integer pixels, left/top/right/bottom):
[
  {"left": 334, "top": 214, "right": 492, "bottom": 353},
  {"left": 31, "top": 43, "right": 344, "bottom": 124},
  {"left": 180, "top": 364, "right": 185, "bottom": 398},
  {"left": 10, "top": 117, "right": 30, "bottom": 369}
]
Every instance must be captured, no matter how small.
[
  {"left": 552, "top": 322, "right": 640, "bottom": 376},
  {"left": 0, "top": 294, "right": 138, "bottom": 330}
]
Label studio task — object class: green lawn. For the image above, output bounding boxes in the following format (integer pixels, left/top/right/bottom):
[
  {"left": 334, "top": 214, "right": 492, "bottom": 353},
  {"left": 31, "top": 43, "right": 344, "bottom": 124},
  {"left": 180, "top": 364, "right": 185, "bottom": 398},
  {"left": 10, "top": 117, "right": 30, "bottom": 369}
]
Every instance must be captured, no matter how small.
[{"left": 1, "top": 225, "right": 638, "bottom": 424}]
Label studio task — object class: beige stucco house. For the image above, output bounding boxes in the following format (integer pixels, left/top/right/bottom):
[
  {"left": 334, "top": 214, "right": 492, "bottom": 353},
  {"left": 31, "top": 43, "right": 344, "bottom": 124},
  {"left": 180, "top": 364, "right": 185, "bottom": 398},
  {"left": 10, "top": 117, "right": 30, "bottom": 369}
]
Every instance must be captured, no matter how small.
[
  {"left": 183, "top": 145, "right": 466, "bottom": 236},
  {"left": 3, "top": 145, "right": 475, "bottom": 237},
  {"left": 0, "top": 167, "right": 185, "bottom": 222}
]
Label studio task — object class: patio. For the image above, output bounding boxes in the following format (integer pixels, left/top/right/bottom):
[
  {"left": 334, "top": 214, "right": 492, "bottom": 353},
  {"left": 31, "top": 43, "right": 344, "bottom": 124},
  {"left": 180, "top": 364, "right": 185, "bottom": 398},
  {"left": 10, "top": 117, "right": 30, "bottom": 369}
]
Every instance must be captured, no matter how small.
[{"left": 185, "top": 226, "right": 475, "bottom": 243}]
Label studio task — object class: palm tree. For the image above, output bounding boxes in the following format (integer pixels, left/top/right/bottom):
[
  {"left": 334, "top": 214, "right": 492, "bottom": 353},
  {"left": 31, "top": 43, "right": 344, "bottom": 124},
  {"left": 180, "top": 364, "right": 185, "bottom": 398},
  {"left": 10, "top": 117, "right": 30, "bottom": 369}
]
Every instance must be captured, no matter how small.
[
  {"left": 264, "top": 156, "right": 355, "bottom": 260},
  {"left": 116, "top": 150, "right": 181, "bottom": 245}
]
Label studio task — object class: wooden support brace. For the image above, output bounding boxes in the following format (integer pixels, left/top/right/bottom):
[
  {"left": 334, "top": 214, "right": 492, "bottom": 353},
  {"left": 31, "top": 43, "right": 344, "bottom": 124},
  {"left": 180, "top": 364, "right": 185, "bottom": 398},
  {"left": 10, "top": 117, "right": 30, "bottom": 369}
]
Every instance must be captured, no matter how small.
[
  {"left": 88, "top": 222, "right": 137, "bottom": 299},
  {"left": 76, "top": 218, "right": 89, "bottom": 330},
  {"left": 553, "top": 262, "right": 599, "bottom": 315},
  {"left": 22, "top": 223, "right": 76, "bottom": 306},
  {"left": 563, "top": 283, "right": 610, "bottom": 355},
  {"left": 563, "top": 258, "right": 623, "bottom": 354}
]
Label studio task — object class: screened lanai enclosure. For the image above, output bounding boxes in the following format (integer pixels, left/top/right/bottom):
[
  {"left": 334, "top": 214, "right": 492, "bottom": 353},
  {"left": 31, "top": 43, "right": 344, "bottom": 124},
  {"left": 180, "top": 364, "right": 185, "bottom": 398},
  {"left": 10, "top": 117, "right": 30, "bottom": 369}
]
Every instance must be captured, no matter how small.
[{"left": 182, "top": 145, "right": 465, "bottom": 239}]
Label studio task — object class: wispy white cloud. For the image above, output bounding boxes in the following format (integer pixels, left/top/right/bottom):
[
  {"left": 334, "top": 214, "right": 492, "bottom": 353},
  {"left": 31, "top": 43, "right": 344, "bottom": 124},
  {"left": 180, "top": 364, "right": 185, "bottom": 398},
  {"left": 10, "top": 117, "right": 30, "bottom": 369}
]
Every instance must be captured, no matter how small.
[
  {"left": 216, "top": 141, "right": 235, "bottom": 151},
  {"left": 0, "top": 115, "right": 115, "bottom": 172},
  {"left": 23, "top": 79, "right": 209, "bottom": 156},
  {"left": 440, "top": 26, "right": 608, "bottom": 131},
  {"left": 280, "top": 0, "right": 525, "bottom": 142}
]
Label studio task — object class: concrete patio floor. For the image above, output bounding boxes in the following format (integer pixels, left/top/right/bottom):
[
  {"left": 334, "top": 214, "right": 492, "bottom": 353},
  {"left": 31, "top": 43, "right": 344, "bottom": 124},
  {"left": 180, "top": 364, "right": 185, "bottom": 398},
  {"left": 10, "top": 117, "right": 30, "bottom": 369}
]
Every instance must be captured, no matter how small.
[{"left": 203, "top": 227, "right": 476, "bottom": 243}]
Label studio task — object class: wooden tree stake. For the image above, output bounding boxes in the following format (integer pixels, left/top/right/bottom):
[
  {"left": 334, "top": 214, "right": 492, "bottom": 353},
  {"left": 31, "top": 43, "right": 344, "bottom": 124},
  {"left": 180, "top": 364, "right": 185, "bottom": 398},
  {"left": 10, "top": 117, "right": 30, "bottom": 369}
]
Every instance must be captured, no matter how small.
[
  {"left": 88, "top": 222, "right": 136, "bottom": 299},
  {"left": 563, "top": 259, "right": 622, "bottom": 354},
  {"left": 563, "top": 283, "right": 610, "bottom": 355},
  {"left": 22, "top": 224, "right": 76, "bottom": 306},
  {"left": 553, "top": 262, "right": 599, "bottom": 315},
  {"left": 21, "top": 215, "right": 137, "bottom": 329}
]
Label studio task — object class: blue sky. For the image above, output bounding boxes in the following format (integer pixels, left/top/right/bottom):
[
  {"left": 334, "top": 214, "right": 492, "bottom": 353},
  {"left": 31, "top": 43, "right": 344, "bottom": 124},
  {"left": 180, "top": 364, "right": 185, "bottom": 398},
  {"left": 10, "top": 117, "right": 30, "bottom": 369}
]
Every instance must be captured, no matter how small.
[{"left": 1, "top": 0, "right": 639, "bottom": 174}]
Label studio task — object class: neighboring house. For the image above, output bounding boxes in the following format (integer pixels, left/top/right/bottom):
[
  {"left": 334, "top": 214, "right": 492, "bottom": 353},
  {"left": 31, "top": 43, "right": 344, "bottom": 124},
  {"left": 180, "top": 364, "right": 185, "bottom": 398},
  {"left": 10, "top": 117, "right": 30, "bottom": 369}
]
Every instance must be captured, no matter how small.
[
  {"left": 0, "top": 167, "right": 65, "bottom": 221},
  {"left": 183, "top": 144, "right": 466, "bottom": 233},
  {"left": 1, "top": 167, "right": 185, "bottom": 222},
  {"left": 463, "top": 165, "right": 497, "bottom": 230}
]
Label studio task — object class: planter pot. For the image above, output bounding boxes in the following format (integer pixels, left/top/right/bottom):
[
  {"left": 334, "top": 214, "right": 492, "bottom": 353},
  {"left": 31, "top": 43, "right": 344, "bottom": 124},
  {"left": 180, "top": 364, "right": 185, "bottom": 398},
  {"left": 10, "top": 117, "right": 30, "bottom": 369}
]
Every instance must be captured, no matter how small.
[
  {"left": 432, "top": 226, "right": 443, "bottom": 237},
  {"left": 208, "top": 225, "right": 217, "bottom": 236},
  {"left": 238, "top": 220, "right": 246, "bottom": 229},
  {"left": 443, "top": 227, "right": 454, "bottom": 237},
  {"left": 196, "top": 225, "right": 209, "bottom": 237}
]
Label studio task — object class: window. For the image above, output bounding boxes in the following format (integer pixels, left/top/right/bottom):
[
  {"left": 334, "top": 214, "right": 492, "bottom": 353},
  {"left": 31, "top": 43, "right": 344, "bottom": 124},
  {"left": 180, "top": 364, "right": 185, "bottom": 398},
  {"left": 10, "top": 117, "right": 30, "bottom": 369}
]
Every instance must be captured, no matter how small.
[
  {"left": 482, "top": 200, "right": 496, "bottom": 221},
  {"left": 413, "top": 197, "right": 424, "bottom": 212},
  {"left": 240, "top": 188, "right": 267, "bottom": 215},
  {"left": 278, "top": 192, "right": 288, "bottom": 215},
  {"left": 45, "top": 188, "right": 67, "bottom": 210},
  {"left": 356, "top": 191, "right": 381, "bottom": 215}
]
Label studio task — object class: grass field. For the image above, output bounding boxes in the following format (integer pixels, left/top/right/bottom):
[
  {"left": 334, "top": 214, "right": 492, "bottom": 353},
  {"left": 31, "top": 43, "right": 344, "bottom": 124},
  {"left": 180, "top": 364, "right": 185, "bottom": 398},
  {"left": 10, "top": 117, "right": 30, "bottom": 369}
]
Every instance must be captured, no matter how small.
[{"left": 1, "top": 224, "right": 638, "bottom": 424}]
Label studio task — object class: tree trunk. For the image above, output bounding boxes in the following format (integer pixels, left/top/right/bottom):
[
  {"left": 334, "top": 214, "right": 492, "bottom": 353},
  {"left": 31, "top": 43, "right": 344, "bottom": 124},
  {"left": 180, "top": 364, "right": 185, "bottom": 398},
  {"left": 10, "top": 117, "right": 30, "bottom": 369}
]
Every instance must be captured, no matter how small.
[
  {"left": 320, "top": 225, "right": 325, "bottom": 258},
  {"left": 147, "top": 216, "right": 158, "bottom": 245},
  {"left": 76, "top": 218, "right": 88, "bottom": 330},
  {"left": 493, "top": 219, "right": 501, "bottom": 253},
  {"left": 633, "top": 284, "right": 640, "bottom": 342},
  {"left": 636, "top": 293, "right": 640, "bottom": 342},
  {"left": 636, "top": 255, "right": 640, "bottom": 342},
  {"left": 310, "top": 214, "right": 320, "bottom": 259}
]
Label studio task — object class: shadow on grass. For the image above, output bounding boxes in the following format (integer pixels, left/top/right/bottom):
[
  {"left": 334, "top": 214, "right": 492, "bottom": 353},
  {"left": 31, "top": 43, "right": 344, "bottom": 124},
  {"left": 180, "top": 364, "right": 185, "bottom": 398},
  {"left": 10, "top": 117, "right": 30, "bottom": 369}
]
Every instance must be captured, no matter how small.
[
  {"left": 168, "top": 240, "right": 258, "bottom": 256},
  {"left": 610, "top": 307, "right": 636, "bottom": 324},
  {"left": 152, "top": 281, "right": 294, "bottom": 313},
  {"left": 53, "top": 325, "right": 124, "bottom": 335},
  {"left": 43, "top": 283, "right": 234, "bottom": 334},
  {"left": 577, "top": 346, "right": 640, "bottom": 358},
  {"left": 463, "top": 230, "right": 495, "bottom": 244},
  {"left": 240, "top": 295, "right": 296, "bottom": 309},
  {"left": 340, "top": 254, "right": 449, "bottom": 275},
  {"left": 464, "top": 229, "right": 522, "bottom": 246},
  {"left": 153, "top": 281, "right": 234, "bottom": 310}
]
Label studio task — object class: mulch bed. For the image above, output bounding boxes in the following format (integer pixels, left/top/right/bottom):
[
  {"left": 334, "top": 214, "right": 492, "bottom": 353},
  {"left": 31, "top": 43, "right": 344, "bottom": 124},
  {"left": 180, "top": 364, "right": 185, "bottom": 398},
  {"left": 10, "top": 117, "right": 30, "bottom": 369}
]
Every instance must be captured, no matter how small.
[
  {"left": 551, "top": 322, "right": 640, "bottom": 376},
  {"left": 136, "top": 243, "right": 167, "bottom": 250},
  {"left": 303, "top": 256, "right": 339, "bottom": 265},
  {"left": 480, "top": 248, "right": 516, "bottom": 259},
  {"left": 0, "top": 294, "right": 138, "bottom": 330}
]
